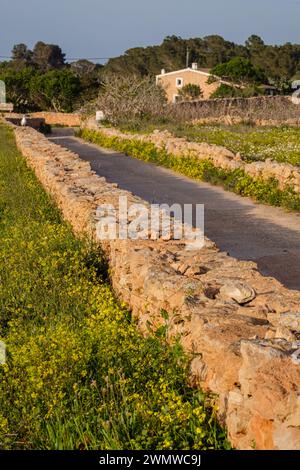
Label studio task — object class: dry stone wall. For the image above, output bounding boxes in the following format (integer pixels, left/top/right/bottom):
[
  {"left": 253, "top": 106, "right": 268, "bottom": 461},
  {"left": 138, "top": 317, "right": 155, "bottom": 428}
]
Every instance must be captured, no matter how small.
[
  {"left": 7, "top": 120, "right": 300, "bottom": 450},
  {"left": 5, "top": 112, "right": 82, "bottom": 128},
  {"left": 83, "top": 122, "right": 300, "bottom": 195},
  {"left": 4, "top": 114, "right": 45, "bottom": 130},
  {"left": 31, "top": 112, "right": 82, "bottom": 127},
  {"left": 177, "top": 95, "right": 300, "bottom": 124}
]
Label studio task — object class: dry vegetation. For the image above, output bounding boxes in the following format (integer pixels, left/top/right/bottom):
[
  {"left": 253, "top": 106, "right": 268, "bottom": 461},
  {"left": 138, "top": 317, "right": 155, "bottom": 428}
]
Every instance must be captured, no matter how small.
[
  {"left": 173, "top": 96, "right": 300, "bottom": 123},
  {"left": 90, "top": 75, "right": 300, "bottom": 129}
]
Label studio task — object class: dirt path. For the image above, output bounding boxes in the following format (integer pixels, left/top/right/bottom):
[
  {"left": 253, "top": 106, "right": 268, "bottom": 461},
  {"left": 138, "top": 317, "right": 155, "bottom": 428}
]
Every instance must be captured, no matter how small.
[{"left": 49, "top": 129, "right": 300, "bottom": 290}]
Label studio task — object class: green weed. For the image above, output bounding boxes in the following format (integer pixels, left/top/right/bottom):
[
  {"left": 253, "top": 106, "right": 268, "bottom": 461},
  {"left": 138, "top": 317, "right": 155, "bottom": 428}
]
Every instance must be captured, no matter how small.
[
  {"left": 79, "top": 128, "right": 300, "bottom": 212},
  {"left": 0, "top": 125, "right": 229, "bottom": 450}
]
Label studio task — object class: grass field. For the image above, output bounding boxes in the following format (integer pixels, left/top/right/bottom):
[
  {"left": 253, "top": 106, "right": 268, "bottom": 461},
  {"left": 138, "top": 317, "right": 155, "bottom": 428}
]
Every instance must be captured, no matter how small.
[
  {"left": 0, "top": 125, "right": 229, "bottom": 450},
  {"left": 118, "top": 122, "right": 300, "bottom": 167}
]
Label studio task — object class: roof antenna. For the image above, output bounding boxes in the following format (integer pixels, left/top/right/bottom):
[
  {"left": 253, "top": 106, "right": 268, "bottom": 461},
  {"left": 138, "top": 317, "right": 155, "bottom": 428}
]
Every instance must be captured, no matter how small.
[{"left": 186, "top": 46, "right": 190, "bottom": 68}]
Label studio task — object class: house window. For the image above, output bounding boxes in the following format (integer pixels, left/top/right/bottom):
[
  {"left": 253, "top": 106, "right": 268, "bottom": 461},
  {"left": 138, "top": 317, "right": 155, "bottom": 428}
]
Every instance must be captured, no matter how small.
[
  {"left": 173, "top": 94, "right": 180, "bottom": 103},
  {"left": 176, "top": 78, "right": 183, "bottom": 88}
]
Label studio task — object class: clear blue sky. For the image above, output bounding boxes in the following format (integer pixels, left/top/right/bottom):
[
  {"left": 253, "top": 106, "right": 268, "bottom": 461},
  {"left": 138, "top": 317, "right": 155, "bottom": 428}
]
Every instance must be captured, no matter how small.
[{"left": 1, "top": 0, "right": 299, "bottom": 62}]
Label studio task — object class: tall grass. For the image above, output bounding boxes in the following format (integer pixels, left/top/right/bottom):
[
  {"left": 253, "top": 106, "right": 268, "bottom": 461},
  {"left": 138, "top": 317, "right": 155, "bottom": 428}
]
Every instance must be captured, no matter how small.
[{"left": 0, "top": 125, "right": 229, "bottom": 450}]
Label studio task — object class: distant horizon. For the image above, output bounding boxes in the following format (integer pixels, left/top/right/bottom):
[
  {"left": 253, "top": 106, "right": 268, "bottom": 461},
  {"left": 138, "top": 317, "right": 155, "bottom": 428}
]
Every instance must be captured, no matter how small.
[{"left": 1, "top": 0, "right": 300, "bottom": 64}]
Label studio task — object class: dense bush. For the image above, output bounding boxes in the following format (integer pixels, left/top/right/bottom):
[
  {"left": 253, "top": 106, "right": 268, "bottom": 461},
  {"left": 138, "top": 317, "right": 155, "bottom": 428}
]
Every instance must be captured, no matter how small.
[
  {"left": 0, "top": 67, "right": 37, "bottom": 111},
  {"left": 0, "top": 66, "right": 89, "bottom": 113},
  {"left": 210, "top": 84, "right": 242, "bottom": 99},
  {"left": 0, "top": 41, "right": 103, "bottom": 112},
  {"left": 210, "top": 57, "right": 267, "bottom": 85},
  {"left": 104, "top": 34, "right": 300, "bottom": 91},
  {"left": 0, "top": 125, "right": 229, "bottom": 450},
  {"left": 178, "top": 84, "right": 203, "bottom": 101},
  {"left": 29, "top": 69, "right": 81, "bottom": 112}
]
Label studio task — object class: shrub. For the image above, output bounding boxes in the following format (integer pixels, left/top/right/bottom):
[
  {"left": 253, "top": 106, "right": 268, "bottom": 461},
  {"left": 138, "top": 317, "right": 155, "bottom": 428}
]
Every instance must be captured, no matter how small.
[
  {"left": 210, "top": 84, "right": 242, "bottom": 99},
  {"left": 94, "top": 74, "right": 168, "bottom": 126},
  {"left": 211, "top": 57, "right": 267, "bottom": 85},
  {"left": 178, "top": 84, "right": 203, "bottom": 101},
  {"left": 30, "top": 69, "right": 81, "bottom": 112}
]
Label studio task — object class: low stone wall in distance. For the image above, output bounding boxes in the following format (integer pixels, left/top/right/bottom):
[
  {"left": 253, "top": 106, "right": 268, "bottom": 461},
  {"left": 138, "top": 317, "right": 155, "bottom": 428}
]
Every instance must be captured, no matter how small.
[
  {"left": 31, "top": 112, "right": 82, "bottom": 127},
  {"left": 82, "top": 121, "right": 300, "bottom": 195},
  {"left": 5, "top": 112, "right": 81, "bottom": 128},
  {"left": 5, "top": 115, "right": 45, "bottom": 130},
  {"left": 8, "top": 121, "right": 300, "bottom": 450},
  {"left": 176, "top": 95, "right": 300, "bottom": 125}
]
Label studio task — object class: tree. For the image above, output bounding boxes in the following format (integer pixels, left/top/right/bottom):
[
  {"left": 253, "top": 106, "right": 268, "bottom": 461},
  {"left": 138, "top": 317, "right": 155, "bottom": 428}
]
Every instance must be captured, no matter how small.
[
  {"left": 210, "top": 83, "right": 264, "bottom": 99},
  {"left": 95, "top": 74, "right": 167, "bottom": 126},
  {"left": 245, "top": 35, "right": 265, "bottom": 52},
  {"left": 200, "top": 35, "right": 241, "bottom": 66},
  {"left": 178, "top": 84, "right": 203, "bottom": 101},
  {"left": 0, "top": 67, "right": 37, "bottom": 111},
  {"left": 11, "top": 43, "right": 33, "bottom": 65},
  {"left": 70, "top": 60, "right": 97, "bottom": 77},
  {"left": 104, "top": 34, "right": 300, "bottom": 86},
  {"left": 30, "top": 69, "right": 81, "bottom": 112},
  {"left": 0, "top": 41, "right": 103, "bottom": 112},
  {"left": 32, "top": 42, "right": 65, "bottom": 70},
  {"left": 210, "top": 84, "right": 242, "bottom": 99},
  {"left": 211, "top": 57, "right": 267, "bottom": 85},
  {"left": 70, "top": 60, "right": 103, "bottom": 104}
]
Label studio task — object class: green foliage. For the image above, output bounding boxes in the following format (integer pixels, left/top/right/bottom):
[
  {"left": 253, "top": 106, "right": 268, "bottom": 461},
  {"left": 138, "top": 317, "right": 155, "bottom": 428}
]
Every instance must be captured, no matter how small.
[
  {"left": 32, "top": 41, "right": 65, "bottom": 71},
  {"left": 79, "top": 128, "right": 300, "bottom": 212},
  {"left": 2, "top": 33, "right": 300, "bottom": 113},
  {"left": 3, "top": 33, "right": 300, "bottom": 113},
  {"left": 210, "top": 83, "right": 263, "bottom": 99},
  {"left": 70, "top": 60, "right": 102, "bottom": 103},
  {"left": 172, "top": 124, "right": 300, "bottom": 167},
  {"left": 105, "top": 35, "right": 246, "bottom": 76},
  {"left": 30, "top": 69, "right": 81, "bottom": 112},
  {"left": 0, "top": 125, "right": 229, "bottom": 450},
  {"left": 0, "top": 41, "right": 103, "bottom": 112},
  {"left": 0, "top": 67, "right": 37, "bottom": 111},
  {"left": 116, "top": 121, "right": 300, "bottom": 168},
  {"left": 11, "top": 43, "right": 33, "bottom": 67},
  {"left": 104, "top": 34, "right": 300, "bottom": 89},
  {"left": 241, "top": 85, "right": 265, "bottom": 98},
  {"left": 178, "top": 84, "right": 203, "bottom": 101},
  {"left": 0, "top": 67, "right": 82, "bottom": 113},
  {"left": 9, "top": 41, "right": 66, "bottom": 71},
  {"left": 210, "top": 84, "right": 242, "bottom": 99},
  {"left": 211, "top": 57, "right": 267, "bottom": 84}
]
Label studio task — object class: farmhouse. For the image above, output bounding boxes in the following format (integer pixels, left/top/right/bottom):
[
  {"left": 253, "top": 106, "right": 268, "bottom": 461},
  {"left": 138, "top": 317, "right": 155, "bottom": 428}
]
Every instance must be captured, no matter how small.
[
  {"left": 156, "top": 63, "right": 222, "bottom": 102},
  {"left": 156, "top": 63, "right": 278, "bottom": 103}
]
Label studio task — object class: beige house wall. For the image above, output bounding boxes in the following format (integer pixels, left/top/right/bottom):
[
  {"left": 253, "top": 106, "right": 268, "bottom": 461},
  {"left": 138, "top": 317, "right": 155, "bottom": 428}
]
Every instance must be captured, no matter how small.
[{"left": 157, "top": 69, "right": 221, "bottom": 102}]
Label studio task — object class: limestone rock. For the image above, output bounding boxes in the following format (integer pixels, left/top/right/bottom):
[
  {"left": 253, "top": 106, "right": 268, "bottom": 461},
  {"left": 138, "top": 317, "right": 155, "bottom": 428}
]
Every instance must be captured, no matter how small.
[
  {"left": 278, "top": 312, "right": 300, "bottom": 332},
  {"left": 275, "top": 326, "right": 297, "bottom": 342},
  {"left": 219, "top": 281, "right": 256, "bottom": 304},
  {"left": 291, "top": 349, "right": 300, "bottom": 365}
]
